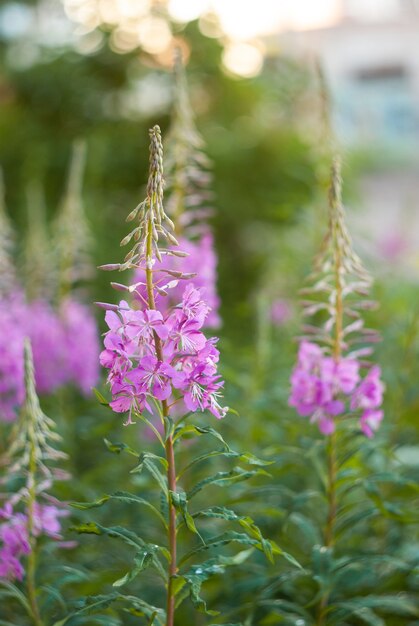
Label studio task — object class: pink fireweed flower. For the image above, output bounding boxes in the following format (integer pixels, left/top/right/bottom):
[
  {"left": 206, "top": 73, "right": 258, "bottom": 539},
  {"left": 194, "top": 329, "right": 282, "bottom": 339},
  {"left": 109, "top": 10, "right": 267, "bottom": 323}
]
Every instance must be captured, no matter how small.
[
  {"left": 102, "top": 286, "right": 228, "bottom": 424},
  {"left": 124, "top": 309, "right": 169, "bottom": 343},
  {"left": 297, "top": 340, "right": 324, "bottom": 371},
  {"left": 290, "top": 341, "right": 384, "bottom": 437},
  {"left": 0, "top": 549, "right": 25, "bottom": 580},
  {"left": 172, "top": 361, "right": 227, "bottom": 420},
  {"left": 289, "top": 368, "right": 333, "bottom": 417},
  {"left": 360, "top": 409, "right": 384, "bottom": 438},
  {"left": 32, "top": 502, "right": 69, "bottom": 539},
  {"left": 167, "top": 313, "right": 207, "bottom": 354},
  {"left": 109, "top": 379, "right": 148, "bottom": 425},
  {"left": 130, "top": 355, "right": 175, "bottom": 402},
  {"left": 350, "top": 366, "right": 384, "bottom": 411},
  {"left": 320, "top": 357, "right": 360, "bottom": 395}
]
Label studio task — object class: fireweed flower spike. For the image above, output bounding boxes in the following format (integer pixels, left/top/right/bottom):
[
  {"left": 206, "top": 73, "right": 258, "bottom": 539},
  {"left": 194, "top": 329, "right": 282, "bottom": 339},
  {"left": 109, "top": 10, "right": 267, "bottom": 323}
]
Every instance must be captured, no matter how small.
[
  {"left": 133, "top": 50, "right": 220, "bottom": 327},
  {"left": 99, "top": 125, "right": 227, "bottom": 626},
  {"left": 0, "top": 340, "right": 68, "bottom": 625},
  {"left": 289, "top": 158, "right": 384, "bottom": 625},
  {"left": 289, "top": 158, "right": 384, "bottom": 438}
]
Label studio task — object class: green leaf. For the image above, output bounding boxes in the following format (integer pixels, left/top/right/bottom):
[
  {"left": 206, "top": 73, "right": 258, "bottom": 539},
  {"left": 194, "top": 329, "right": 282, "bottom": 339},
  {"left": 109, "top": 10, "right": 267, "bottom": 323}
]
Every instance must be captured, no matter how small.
[
  {"left": 62, "top": 594, "right": 165, "bottom": 625},
  {"left": 333, "top": 606, "right": 385, "bottom": 626},
  {"left": 175, "top": 551, "right": 255, "bottom": 615},
  {"left": 335, "top": 507, "right": 378, "bottom": 536},
  {"left": 104, "top": 439, "right": 138, "bottom": 457},
  {"left": 178, "top": 450, "right": 235, "bottom": 478},
  {"left": 188, "top": 467, "right": 269, "bottom": 499},
  {"left": 113, "top": 548, "right": 155, "bottom": 587},
  {"left": 194, "top": 506, "right": 276, "bottom": 563},
  {"left": 121, "top": 595, "right": 166, "bottom": 625},
  {"left": 71, "top": 491, "right": 167, "bottom": 528},
  {"left": 71, "top": 495, "right": 111, "bottom": 510},
  {"left": 72, "top": 593, "right": 120, "bottom": 616},
  {"left": 179, "top": 531, "right": 292, "bottom": 567},
  {"left": 339, "top": 595, "right": 419, "bottom": 618},
  {"left": 237, "top": 452, "right": 273, "bottom": 467},
  {"left": 178, "top": 449, "right": 272, "bottom": 479},
  {"left": 284, "top": 512, "right": 321, "bottom": 550},
  {"left": 226, "top": 407, "right": 240, "bottom": 417},
  {"left": 131, "top": 453, "right": 168, "bottom": 494},
  {"left": 311, "top": 544, "right": 334, "bottom": 589},
  {"left": 0, "top": 580, "right": 32, "bottom": 615},
  {"left": 93, "top": 387, "right": 110, "bottom": 406},
  {"left": 175, "top": 424, "right": 231, "bottom": 449},
  {"left": 70, "top": 521, "right": 102, "bottom": 536},
  {"left": 39, "top": 584, "right": 66, "bottom": 612},
  {"left": 171, "top": 490, "right": 200, "bottom": 537},
  {"left": 71, "top": 523, "right": 168, "bottom": 580}
]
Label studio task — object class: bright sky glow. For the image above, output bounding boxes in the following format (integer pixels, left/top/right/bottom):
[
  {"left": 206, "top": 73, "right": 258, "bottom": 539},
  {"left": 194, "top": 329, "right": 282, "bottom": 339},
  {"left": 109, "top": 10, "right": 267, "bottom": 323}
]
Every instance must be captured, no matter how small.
[
  {"left": 169, "top": 0, "right": 341, "bottom": 38},
  {"left": 222, "top": 42, "right": 264, "bottom": 78},
  {"left": 62, "top": 0, "right": 408, "bottom": 77}
]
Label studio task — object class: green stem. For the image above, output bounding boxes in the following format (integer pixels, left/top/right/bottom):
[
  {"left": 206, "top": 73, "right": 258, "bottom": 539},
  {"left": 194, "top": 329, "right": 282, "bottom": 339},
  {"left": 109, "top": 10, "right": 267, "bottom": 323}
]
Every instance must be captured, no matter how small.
[
  {"left": 317, "top": 170, "right": 343, "bottom": 626},
  {"left": 316, "top": 430, "right": 337, "bottom": 626},
  {"left": 26, "top": 430, "right": 44, "bottom": 626},
  {"left": 145, "top": 214, "right": 177, "bottom": 626}
]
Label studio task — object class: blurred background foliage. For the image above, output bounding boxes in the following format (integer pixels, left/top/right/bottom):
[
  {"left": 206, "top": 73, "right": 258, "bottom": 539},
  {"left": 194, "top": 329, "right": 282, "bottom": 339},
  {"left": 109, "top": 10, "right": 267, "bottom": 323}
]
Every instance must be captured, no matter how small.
[{"left": 1, "top": 1, "right": 419, "bottom": 625}]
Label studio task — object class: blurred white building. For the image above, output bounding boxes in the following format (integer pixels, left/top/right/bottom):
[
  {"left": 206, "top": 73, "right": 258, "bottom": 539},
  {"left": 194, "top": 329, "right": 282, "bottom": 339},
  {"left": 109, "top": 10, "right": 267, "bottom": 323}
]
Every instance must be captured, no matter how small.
[{"left": 282, "top": 0, "right": 419, "bottom": 149}]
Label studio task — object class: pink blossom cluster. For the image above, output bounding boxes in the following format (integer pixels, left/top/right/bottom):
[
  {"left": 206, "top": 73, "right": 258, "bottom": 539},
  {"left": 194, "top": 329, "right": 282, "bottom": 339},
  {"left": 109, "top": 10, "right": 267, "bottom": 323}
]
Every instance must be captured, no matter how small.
[
  {"left": 134, "top": 232, "right": 220, "bottom": 328},
  {"left": 100, "top": 283, "right": 227, "bottom": 425},
  {"left": 0, "top": 295, "right": 99, "bottom": 421},
  {"left": 0, "top": 501, "right": 67, "bottom": 580},
  {"left": 289, "top": 341, "right": 384, "bottom": 437}
]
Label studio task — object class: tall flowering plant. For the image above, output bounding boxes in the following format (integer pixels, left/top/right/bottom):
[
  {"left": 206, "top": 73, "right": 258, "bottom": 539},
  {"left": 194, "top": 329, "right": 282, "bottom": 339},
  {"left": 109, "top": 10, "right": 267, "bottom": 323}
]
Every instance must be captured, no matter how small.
[
  {"left": 289, "top": 158, "right": 385, "bottom": 623},
  {"left": 290, "top": 158, "right": 384, "bottom": 439},
  {"left": 0, "top": 340, "right": 69, "bottom": 625},
  {"left": 72, "top": 126, "right": 288, "bottom": 626}
]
